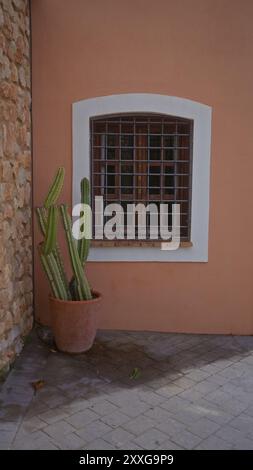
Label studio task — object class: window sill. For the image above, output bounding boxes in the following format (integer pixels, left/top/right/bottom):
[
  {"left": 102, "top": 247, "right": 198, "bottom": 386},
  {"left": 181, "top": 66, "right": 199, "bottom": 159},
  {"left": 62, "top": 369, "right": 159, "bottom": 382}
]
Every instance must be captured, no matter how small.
[{"left": 91, "top": 240, "right": 193, "bottom": 248}]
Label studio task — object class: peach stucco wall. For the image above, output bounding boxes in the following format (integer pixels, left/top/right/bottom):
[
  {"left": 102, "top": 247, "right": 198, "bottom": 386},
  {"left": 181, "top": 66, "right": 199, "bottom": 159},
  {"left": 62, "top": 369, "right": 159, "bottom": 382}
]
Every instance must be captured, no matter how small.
[{"left": 31, "top": 0, "right": 253, "bottom": 334}]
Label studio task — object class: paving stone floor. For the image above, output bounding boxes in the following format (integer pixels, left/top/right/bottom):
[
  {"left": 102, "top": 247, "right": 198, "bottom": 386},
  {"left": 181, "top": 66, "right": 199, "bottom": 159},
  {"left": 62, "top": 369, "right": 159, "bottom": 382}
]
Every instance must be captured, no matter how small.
[{"left": 1, "top": 328, "right": 253, "bottom": 450}]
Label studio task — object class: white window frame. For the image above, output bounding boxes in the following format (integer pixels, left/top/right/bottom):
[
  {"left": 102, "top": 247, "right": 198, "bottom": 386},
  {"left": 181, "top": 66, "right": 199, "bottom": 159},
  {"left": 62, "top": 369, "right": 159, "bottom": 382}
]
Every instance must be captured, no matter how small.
[{"left": 72, "top": 93, "right": 212, "bottom": 262}]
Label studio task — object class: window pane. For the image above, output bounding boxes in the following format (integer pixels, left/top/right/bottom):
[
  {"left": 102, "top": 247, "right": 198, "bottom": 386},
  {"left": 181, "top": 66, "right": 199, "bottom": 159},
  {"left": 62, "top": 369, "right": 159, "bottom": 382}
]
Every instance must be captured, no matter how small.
[
  {"left": 107, "top": 148, "right": 116, "bottom": 159},
  {"left": 107, "top": 134, "right": 118, "bottom": 146},
  {"left": 93, "top": 134, "right": 105, "bottom": 146},
  {"left": 165, "top": 166, "right": 174, "bottom": 174},
  {"left": 121, "top": 164, "right": 133, "bottom": 173},
  {"left": 177, "top": 175, "right": 189, "bottom": 187},
  {"left": 177, "top": 147, "right": 190, "bottom": 160},
  {"left": 136, "top": 123, "right": 148, "bottom": 134},
  {"left": 93, "top": 122, "right": 106, "bottom": 133},
  {"left": 149, "top": 135, "right": 161, "bottom": 147},
  {"left": 121, "top": 164, "right": 133, "bottom": 194},
  {"left": 164, "top": 135, "right": 175, "bottom": 147},
  {"left": 177, "top": 123, "right": 189, "bottom": 134},
  {"left": 149, "top": 165, "right": 160, "bottom": 173},
  {"left": 177, "top": 162, "right": 189, "bottom": 174},
  {"left": 121, "top": 176, "right": 133, "bottom": 194},
  {"left": 149, "top": 165, "right": 160, "bottom": 195},
  {"left": 163, "top": 123, "right": 176, "bottom": 134},
  {"left": 136, "top": 135, "right": 147, "bottom": 148},
  {"left": 149, "top": 149, "right": 161, "bottom": 160},
  {"left": 164, "top": 175, "right": 174, "bottom": 195},
  {"left": 164, "top": 166, "right": 175, "bottom": 196},
  {"left": 121, "top": 123, "right": 134, "bottom": 133},
  {"left": 150, "top": 123, "right": 162, "bottom": 134},
  {"left": 107, "top": 168, "right": 115, "bottom": 194},
  {"left": 178, "top": 135, "right": 190, "bottom": 147},
  {"left": 164, "top": 149, "right": 175, "bottom": 160},
  {"left": 107, "top": 123, "right": 120, "bottom": 133},
  {"left": 121, "top": 148, "right": 134, "bottom": 160},
  {"left": 121, "top": 135, "right": 134, "bottom": 147},
  {"left": 93, "top": 147, "right": 105, "bottom": 160}
]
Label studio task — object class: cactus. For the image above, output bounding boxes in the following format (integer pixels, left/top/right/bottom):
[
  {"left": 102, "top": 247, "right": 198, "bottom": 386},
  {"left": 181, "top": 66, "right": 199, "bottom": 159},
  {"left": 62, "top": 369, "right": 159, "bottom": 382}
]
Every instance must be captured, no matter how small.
[
  {"left": 36, "top": 169, "right": 93, "bottom": 301},
  {"left": 78, "top": 177, "right": 91, "bottom": 264}
]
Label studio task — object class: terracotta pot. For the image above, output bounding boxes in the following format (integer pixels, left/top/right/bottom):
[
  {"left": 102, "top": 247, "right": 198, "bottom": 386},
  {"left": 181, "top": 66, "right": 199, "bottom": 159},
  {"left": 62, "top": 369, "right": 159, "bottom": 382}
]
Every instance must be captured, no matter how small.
[{"left": 49, "top": 291, "right": 102, "bottom": 353}]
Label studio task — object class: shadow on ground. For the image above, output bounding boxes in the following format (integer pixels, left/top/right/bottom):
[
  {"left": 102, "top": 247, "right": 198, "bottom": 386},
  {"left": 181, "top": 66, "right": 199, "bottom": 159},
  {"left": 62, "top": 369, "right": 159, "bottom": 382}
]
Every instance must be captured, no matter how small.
[{"left": 1, "top": 327, "right": 253, "bottom": 450}]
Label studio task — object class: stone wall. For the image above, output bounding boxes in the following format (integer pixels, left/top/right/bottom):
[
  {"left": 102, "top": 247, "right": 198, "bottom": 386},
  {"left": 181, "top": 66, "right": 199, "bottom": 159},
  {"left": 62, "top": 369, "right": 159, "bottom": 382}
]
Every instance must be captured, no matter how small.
[{"left": 0, "top": 0, "right": 32, "bottom": 377}]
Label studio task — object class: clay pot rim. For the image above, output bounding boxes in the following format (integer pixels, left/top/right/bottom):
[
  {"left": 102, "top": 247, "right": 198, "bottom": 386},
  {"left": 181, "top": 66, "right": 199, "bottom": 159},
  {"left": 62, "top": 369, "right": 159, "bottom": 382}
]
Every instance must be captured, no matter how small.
[{"left": 49, "top": 290, "right": 102, "bottom": 305}]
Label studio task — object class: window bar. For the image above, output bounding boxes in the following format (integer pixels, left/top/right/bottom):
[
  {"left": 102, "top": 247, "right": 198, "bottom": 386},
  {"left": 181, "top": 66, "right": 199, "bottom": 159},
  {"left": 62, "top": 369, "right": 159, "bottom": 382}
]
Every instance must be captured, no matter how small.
[
  {"left": 161, "top": 117, "right": 164, "bottom": 206},
  {"left": 93, "top": 159, "right": 190, "bottom": 163},
  {"left": 146, "top": 119, "right": 149, "bottom": 238},
  {"left": 147, "top": 117, "right": 151, "bottom": 236},
  {"left": 118, "top": 118, "right": 121, "bottom": 206},
  {"left": 91, "top": 119, "right": 94, "bottom": 237},
  {"left": 133, "top": 116, "right": 136, "bottom": 206},
  {"left": 187, "top": 120, "right": 193, "bottom": 241},
  {"left": 174, "top": 120, "right": 178, "bottom": 203},
  {"left": 133, "top": 117, "right": 136, "bottom": 239},
  {"left": 93, "top": 172, "right": 189, "bottom": 177},
  {"left": 104, "top": 120, "right": 108, "bottom": 212}
]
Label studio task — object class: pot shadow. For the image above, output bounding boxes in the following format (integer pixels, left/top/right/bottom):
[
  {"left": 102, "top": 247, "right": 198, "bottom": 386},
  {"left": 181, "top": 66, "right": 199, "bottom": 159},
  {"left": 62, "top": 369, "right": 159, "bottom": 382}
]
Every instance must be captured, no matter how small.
[{"left": 29, "top": 326, "right": 253, "bottom": 409}]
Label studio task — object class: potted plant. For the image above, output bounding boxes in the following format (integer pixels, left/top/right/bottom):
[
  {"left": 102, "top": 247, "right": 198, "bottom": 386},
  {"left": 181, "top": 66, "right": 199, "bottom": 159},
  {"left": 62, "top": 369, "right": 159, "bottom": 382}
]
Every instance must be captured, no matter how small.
[{"left": 36, "top": 167, "right": 101, "bottom": 353}]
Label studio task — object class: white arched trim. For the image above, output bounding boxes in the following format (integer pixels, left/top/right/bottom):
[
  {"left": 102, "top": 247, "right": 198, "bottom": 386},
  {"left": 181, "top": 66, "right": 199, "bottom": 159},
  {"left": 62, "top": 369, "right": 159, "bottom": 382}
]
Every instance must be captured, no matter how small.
[{"left": 72, "top": 94, "right": 212, "bottom": 262}]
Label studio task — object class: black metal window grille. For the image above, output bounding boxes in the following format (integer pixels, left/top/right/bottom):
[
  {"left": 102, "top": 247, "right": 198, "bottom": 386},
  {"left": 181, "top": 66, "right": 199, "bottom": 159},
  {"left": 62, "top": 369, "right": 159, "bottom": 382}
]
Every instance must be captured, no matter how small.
[{"left": 90, "top": 114, "right": 193, "bottom": 241}]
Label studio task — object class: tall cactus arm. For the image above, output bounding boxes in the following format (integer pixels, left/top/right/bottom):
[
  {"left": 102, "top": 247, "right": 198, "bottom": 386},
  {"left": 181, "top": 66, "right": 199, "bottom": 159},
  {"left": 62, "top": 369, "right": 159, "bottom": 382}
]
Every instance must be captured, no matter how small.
[
  {"left": 37, "top": 207, "right": 71, "bottom": 299},
  {"left": 60, "top": 204, "right": 92, "bottom": 300},
  {"left": 36, "top": 207, "right": 47, "bottom": 236},
  {"left": 78, "top": 177, "right": 91, "bottom": 265},
  {"left": 44, "top": 167, "right": 65, "bottom": 208},
  {"left": 43, "top": 206, "right": 58, "bottom": 255},
  {"left": 38, "top": 244, "right": 59, "bottom": 299},
  {"left": 46, "top": 252, "right": 69, "bottom": 300},
  {"left": 54, "top": 244, "right": 71, "bottom": 299}
]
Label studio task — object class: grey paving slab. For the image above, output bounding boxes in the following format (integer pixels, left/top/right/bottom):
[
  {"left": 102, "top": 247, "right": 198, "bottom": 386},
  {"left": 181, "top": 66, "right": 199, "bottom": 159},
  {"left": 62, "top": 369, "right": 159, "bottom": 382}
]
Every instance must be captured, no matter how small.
[
  {"left": 65, "top": 409, "right": 99, "bottom": 429},
  {"left": 195, "top": 435, "right": 233, "bottom": 450},
  {"left": 76, "top": 420, "right": 113, "bottom": 442},
  {"left": 122, "top": 415, "right": 155, "bottom": 435},
  {"left": 134, "top": 428, "right": 171, "bottom": 450},
  {"left": 169, "top": 429, "right": 203, "bottom": 449},
  {"left": 103, "top": 427, "right": 135, "bottom": 448},
  {"left": 1, "top": 328, "right": 253, "bottom": 450}
]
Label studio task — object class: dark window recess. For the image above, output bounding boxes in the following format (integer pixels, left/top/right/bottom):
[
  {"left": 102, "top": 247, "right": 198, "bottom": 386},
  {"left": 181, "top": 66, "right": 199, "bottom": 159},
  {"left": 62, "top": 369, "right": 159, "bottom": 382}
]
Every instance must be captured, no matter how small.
[{"left": 90, "top": 114, "right": 193, "bottom": 241}]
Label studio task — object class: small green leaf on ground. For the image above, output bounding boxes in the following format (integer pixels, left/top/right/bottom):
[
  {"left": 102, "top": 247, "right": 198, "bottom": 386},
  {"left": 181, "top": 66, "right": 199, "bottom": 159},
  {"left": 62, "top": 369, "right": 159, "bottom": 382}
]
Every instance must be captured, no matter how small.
[{"left": 129, "top": 367, "right": 141, "bottom": 380}]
